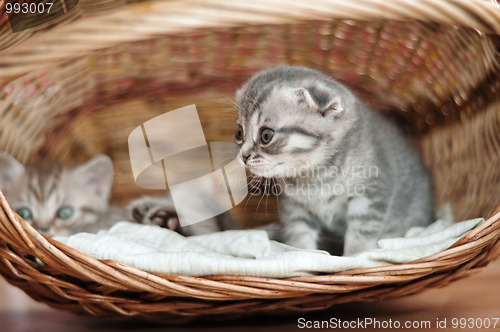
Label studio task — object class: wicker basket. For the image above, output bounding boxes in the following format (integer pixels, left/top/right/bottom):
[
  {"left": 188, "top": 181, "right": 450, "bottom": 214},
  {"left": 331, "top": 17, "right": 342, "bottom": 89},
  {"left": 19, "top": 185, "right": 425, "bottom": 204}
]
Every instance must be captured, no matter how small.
[{"left": 0, "top": 0, "right": 499, "bottom": 324}]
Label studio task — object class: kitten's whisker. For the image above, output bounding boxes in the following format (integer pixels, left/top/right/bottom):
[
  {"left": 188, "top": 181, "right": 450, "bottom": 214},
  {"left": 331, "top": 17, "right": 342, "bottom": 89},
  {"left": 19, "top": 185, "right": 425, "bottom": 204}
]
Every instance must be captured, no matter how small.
[
  {"left": 231, "top": 174, "right": 257, "bottom": 193},
  {"left": 255, "top": 182, "right": 266, "bottom": 213},
  {"left": 247, "top": 175, "right": 260, "bottom": 188},
  {"left": 273, "top": 177, "right": 281, "bottom": 209},
  {"left": 209, "top": 97, "right": 238, "bottom": 108},
  {"left": 244, "top": 175, "right": 263, "bottom": 209},
  {"left": 248, "top": 178, "right": 262, "bottom": 195},
  {"left": 218, "top": 164, "right": 257, "bottom": 194},
  {"left": 264, "top": 177, "right": 270, "bottom": 217},
  {"left": 209, "top": 98, "right": 241, "bottom": 119},
  {"left": 218, "top": 97, "right": 241, "bottom": 109},
  {"left": 246, "top": 174, "right": 260, "bottom": 192}
]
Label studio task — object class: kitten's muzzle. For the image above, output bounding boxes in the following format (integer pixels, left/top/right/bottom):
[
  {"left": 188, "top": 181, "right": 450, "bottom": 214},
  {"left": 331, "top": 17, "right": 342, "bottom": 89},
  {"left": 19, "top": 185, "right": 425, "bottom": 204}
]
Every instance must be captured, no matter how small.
[{"left": 241, "top": 153, "right": 250, "bottom": 164}]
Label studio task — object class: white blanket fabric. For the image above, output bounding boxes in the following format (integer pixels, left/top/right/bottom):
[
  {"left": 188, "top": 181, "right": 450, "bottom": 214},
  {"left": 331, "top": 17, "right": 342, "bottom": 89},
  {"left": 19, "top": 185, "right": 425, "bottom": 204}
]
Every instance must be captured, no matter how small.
[{"left": 55, "top": 217, "right": 483, "bottom": 278}]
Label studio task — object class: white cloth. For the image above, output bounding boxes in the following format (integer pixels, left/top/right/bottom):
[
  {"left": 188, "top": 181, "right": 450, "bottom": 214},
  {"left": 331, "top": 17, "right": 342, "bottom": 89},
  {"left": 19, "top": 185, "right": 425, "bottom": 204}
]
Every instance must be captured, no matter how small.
[{"left": 55, "top": 217, "right": 483, "bottom": 278}]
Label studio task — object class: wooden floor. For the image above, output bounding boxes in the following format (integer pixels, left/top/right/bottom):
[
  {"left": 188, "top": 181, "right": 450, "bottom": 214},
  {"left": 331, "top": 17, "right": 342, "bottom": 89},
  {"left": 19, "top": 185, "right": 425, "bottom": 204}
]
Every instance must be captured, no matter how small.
[{"left": 0, "top": 258, "right": 499, "bottom": 331}]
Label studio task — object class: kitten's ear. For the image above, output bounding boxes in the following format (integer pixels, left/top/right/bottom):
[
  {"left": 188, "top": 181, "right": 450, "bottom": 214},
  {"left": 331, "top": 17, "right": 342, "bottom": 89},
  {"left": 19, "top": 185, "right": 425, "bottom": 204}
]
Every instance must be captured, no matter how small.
[
  {"left": 296, "top": 88, "right": 344, "bottom": 117},
  {"left": 0, "top": 151, "right": 25, "bottom": 192},
  {"left": 74, "top": 155, "right": 114, "bottom": 201}
]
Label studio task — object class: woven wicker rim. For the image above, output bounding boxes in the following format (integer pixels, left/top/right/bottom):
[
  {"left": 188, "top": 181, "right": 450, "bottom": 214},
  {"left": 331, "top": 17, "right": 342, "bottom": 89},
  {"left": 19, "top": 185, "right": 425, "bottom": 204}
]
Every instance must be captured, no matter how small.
[{"left": 1, "top": 183, "right": 499, "bottom": 302}]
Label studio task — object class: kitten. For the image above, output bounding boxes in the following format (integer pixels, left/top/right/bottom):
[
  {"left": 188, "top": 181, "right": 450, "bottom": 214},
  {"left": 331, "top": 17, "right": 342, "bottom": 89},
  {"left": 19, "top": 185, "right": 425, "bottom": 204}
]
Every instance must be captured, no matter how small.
[
  {"left": 0, "top": 152, "right": 127, "bottom": 236},
  {"left": 235, "top": 66, "right": 434, "bottom": 256}
]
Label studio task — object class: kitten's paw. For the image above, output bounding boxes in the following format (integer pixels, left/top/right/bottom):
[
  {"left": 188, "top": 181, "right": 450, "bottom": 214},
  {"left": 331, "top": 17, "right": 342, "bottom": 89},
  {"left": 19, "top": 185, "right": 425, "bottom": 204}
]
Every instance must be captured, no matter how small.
[
  {"left": 133, "top": 206, "right": 179, "bottom": 230},
  {"left": 128, "top": 196, "right": 179, "bottom": 230}
]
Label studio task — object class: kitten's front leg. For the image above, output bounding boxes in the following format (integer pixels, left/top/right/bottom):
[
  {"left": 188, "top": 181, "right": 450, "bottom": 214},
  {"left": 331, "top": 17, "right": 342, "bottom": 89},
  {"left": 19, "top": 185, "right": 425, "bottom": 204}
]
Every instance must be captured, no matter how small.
[
  {"left": 283, "top": 219, "right": 319, "bottom": 250},
  {"left": 343, "top": 196, "right": 385, "bottom": 256},
  {"left": 343, "top": 219, "right": 383, "bottom": 256},
  {"left": 280, "top": 204, "right": 319, "bottom": 250}
]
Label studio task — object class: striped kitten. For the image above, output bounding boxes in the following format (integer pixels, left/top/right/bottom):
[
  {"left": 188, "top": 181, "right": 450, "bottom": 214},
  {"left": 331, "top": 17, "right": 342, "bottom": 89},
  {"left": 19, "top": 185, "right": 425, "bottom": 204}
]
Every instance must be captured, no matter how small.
[
  {"left": 235, "top": 66, "right": 434, "bottom": 256},
  {"left": 0, "top": 152, "right": 127, "bottom": 236}
]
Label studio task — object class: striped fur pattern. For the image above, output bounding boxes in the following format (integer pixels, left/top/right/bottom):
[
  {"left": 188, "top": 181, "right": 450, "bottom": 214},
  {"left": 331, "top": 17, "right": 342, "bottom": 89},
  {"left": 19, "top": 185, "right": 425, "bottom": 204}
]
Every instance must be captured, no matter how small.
[
  {"left": 235, "top": 66, "right": 434, "bottom": 255},
  {"left": 0, "top": 153, "right": 125, "bottom": 236}
]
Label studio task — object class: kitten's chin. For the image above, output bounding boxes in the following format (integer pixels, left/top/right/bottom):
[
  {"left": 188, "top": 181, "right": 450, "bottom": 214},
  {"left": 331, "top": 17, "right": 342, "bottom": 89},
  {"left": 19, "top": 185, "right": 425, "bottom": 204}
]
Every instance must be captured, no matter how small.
[
  {"left": 247, "top": 165, "right": 280, "bottom": 178},
  {"left": 248, "top": 162, "right": 293, "bottom": 179}
]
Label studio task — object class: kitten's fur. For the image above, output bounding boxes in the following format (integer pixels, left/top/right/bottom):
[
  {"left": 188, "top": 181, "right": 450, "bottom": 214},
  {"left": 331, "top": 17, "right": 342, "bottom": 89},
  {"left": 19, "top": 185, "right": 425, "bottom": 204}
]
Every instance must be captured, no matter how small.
[
  {"left": 0, "top": 152, "right": 127, "bottom": 236},
  {"left": 235, "top": 66, "right": 433, "bottom": 256}
]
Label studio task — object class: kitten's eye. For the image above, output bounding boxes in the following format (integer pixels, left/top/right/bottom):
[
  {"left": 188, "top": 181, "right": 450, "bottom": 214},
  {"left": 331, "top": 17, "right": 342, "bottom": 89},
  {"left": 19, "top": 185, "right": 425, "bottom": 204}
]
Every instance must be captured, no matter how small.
[
  {"left": 235, "top": 124, "right": 244, "bottom": 143},
  {"left": 56, "top": 206, "right": 74, "bottom": 220},
  {"left": 260, "top": 127, "right": 275, "bottom": 145},
  {"left": 16, "top": 207, "right": 33, "bottom": 220}
]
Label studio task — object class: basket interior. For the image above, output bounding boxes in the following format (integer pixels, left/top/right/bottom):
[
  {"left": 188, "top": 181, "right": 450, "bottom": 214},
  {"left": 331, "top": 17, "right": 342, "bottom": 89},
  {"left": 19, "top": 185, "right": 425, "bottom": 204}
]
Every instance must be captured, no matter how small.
[
  {"left": 0, "top": 1, "right": 499, "bottom": 221},
  {"left": 0, "top": 19, "right": 497, "bottom": 224}
]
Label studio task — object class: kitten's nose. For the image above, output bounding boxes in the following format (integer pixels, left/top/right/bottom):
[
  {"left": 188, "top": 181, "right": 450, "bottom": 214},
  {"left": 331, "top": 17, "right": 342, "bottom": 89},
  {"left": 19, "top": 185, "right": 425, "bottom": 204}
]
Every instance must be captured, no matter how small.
[
  {"left": 241, "top": 153, "right": 250, "bottom": 164},
  {"left": 37, "top": 225, "right": 51, "bottom": 235}
]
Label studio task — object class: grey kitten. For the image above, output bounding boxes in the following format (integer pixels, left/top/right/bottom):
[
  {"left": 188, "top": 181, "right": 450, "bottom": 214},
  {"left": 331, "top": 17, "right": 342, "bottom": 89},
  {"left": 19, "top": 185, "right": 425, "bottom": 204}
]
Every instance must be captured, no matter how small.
[
  {"left": 235, "top": 66, "right": 433, "bottom": 256},
  {"left": 0, "top": 152, "right": 127, "bottom": 236}
]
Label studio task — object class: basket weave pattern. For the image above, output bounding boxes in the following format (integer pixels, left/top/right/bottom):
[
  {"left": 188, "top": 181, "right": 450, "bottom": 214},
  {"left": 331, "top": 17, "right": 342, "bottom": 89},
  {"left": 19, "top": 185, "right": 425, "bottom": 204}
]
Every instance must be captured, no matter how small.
[{"left": 0, "top": 0, "right": 499, "bottom": 323}]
